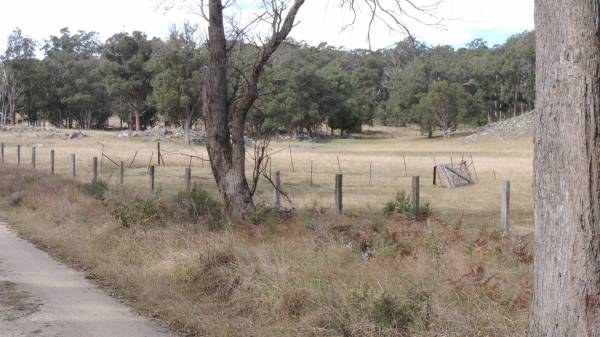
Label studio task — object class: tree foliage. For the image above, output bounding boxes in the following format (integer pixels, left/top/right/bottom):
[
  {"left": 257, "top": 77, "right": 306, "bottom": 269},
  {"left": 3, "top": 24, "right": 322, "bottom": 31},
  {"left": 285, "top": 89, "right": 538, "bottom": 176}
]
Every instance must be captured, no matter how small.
[
  {"left": 1, "top": 27, "right": 535, "bottom": 136},
  {"left": 151, "top": 23, "right": 206, "bottom": 142},
  {"left": 103, "top": 31, "right": 156, "bottom": 131}
]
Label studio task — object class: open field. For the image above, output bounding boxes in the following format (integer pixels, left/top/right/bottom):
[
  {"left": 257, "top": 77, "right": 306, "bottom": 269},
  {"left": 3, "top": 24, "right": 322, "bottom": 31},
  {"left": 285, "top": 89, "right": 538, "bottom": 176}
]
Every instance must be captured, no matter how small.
[
  {"left": 0, "top": 126, "right": 534, "bottom": 336},
  {"left": 0, "top": 125, "right": 533, "bottom": 234}
]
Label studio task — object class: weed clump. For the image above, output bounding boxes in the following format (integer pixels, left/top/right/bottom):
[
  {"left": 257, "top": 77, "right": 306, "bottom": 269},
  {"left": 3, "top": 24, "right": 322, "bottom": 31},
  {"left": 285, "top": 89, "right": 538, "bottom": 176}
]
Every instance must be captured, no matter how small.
[
  {"left": 175, "top": 249, "right": 241, "bottom": 300},
  {"left": 111, "top": 197, "right": 163, "bottom": 228},
  {"left": 281, "top": 289, "right": 311, "bottom": 318},
  {"left": 84, "top": 180, "right": 108, "bottom": 201},
  {"left": 371, "top": 292, "right": 413, "bottom": 331},
  {"left": 371, "top": 290, "right": 434, "bottom": 334}
]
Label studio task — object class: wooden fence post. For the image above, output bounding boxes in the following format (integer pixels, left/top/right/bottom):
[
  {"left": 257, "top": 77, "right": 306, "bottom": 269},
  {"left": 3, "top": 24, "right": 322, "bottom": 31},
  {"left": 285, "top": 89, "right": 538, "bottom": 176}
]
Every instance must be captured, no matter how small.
[
  {"left": 335, "top": 174, "right": 343, "bottom": 215},
  {"left": 157, "top": 141, "right": 162, "bottom": 166},
  {"left": 50, "top": 150, "right": 55, "bottom": 175},
  {"left": 274, "top": 171, "right": 281, "bottom": 210},
  {"left": 70, "top": 154, "right": 76, "bottom": 178},
  {"left": 1, "top": 143, "right": 4, "bottom": 164},
  {"left": 31, "top": 147, "right": 36, "bottom": 171},
  {"left": 288, "top": 145, "right": 294, "bottom": 172},
  {"left": 149, "top": 166, "right": 155, "bottom": 191},
  {"left": 310, "top": 160, "right": 313, "bottom": 186},
  {"left": 501, "top": 180, "right": 510, "bottom": 235},
  {"left": 403, "top": 155, "right": 408, "bottom": 177},
  {"left": 71, "top": 153, "right": 77, "bottom": 178},
  {"left": 185, "top": 167, "right": 192, "bottom": 191},
  {"left": 16, "top": 145, "right": 20, "bottom": 166},
  {"left": 369, "top": 161, "right": 372, "bottom": 185},
  {"left": 119, "top": 161, "right": 124, "bottom": 185},
  {"left": 411, "top": 176, "right": 420, "bottom": 215},
  {"left": 92, "top": 157, "right": 98, "bottom": 184}
]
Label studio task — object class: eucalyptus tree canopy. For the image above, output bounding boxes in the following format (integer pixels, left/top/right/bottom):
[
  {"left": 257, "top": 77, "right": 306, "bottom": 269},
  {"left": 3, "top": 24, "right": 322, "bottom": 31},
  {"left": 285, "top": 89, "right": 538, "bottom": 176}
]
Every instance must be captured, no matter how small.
[{"left": 103, "top": 31, "right": 155, "bottom": 131}]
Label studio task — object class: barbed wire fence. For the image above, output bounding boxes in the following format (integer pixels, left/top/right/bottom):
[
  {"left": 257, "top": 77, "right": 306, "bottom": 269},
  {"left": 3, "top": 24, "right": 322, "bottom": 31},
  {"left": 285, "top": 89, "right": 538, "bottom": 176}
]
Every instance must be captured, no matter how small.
[{"left": 0, "top": 140, "right": 513, "bottom": 233}]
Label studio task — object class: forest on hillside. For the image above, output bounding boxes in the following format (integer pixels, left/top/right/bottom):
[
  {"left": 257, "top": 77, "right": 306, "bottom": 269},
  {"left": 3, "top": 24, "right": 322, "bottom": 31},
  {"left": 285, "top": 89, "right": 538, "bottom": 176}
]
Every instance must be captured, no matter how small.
[{"left": 0, "top": 26, "right": 534, "bottom": 138}]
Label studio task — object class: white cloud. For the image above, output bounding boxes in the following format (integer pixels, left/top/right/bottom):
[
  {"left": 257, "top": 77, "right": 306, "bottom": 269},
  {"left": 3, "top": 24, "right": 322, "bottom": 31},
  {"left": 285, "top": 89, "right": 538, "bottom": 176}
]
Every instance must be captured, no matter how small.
[{"left": 0, "top": 0, "right": 533, "bottom": 53}]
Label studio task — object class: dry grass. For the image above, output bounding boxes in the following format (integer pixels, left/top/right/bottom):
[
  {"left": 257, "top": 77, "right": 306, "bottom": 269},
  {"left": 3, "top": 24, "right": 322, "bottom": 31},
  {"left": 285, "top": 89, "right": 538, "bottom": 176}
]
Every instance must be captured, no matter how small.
[
  {"left": 0, "top": 126, "right": 533, "bottom": 336},
  {"left": 0, "top": 170, "right": 531, "bottom": 336}
]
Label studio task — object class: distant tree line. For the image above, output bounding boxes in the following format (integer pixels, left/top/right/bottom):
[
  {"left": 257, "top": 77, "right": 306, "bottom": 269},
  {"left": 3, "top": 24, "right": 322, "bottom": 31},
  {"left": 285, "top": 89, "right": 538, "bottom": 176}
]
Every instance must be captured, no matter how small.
[{"left": 0, "top": 26, "right": 534, "bottom": 138}]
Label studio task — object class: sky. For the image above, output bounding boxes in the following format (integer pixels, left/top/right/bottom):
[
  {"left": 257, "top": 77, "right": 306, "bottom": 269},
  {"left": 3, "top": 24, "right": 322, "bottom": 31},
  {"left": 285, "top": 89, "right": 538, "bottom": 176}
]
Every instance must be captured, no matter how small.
[{"left": 0, "top": 0, "right": 534, "bottom": 52}]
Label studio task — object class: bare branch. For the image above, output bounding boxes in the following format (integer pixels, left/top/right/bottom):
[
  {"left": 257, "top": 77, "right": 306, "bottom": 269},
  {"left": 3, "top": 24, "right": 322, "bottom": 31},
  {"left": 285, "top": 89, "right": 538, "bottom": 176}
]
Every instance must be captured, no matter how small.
[{"left": 338, "top": 0, "right": 444, "bottom": 49}]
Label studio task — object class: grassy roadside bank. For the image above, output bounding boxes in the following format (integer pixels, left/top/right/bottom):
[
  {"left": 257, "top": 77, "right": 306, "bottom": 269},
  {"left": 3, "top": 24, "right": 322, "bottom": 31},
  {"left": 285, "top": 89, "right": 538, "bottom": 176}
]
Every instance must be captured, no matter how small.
[{"left": 0, "top": 167, "right": 532, "bottom": 337}]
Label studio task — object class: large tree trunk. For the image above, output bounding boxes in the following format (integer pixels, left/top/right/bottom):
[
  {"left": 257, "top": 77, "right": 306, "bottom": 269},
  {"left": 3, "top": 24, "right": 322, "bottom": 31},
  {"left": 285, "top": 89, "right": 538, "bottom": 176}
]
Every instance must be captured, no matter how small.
[
  {"left": 513, "top": 79, "right": 519, "bottom": 117},
  {"left": 184, "top": 110, "right": 193, "bottom": 145},
  {"left": 529, "top": 1, "right": 600, "bottom": 336},
  {"left": 133, "top": 108, "right": 141, "bottom": 131},
  {"left": 204, "top": 0, "right": 255, "bottom": 218},
  {"left": 203, "top": 0, "right": 304, "bottom": 218}
]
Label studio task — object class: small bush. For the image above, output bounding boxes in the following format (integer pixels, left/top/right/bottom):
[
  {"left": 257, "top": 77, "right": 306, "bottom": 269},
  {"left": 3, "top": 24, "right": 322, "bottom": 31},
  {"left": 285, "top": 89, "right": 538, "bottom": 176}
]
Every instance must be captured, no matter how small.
[
  {"left": 175, "top": 184, "right": 222, "bottom": 230},
  {"left": 371, "top": 290, "right": 433, "bottom": 333},
  {"left": 384, "top": 191, "right": 412, "bottom": 216},
  {"left": 84, "top": 180, "right": 109, "bottom": 201},
  {"left": 384, "top": 191, "right": 431, "bottom": 219},
  {"left": 135, "top": 198, "right": 161, "bottom": 225},
  {"left": 371, "top": 292, "right": 413, "bottom": 331},
  {"left": 247, "top": 206, "right": 270, "bottom": 225}
]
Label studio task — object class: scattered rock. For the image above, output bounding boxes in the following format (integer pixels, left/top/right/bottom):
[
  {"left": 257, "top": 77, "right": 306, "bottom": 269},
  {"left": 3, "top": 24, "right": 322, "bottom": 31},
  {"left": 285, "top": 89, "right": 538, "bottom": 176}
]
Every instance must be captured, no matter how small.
[
  {"left": 143, "top": 135, "right": 158, "bottom": 142},
  {"left": 68, "top": 131, "right": 86, "bottom": 139},
  {"left": 114, "top": 127, "right": 209, "bottom": 143},
  {"left": 275, "top": 132, "right": 336, "bottom": 143},
  {"left": 463, "top": 111, "right": 534, "bottom": 144}
]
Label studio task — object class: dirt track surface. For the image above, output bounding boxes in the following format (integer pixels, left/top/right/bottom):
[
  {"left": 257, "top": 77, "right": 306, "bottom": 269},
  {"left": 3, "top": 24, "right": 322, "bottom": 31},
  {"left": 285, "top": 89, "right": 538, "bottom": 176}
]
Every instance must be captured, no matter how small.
[{"left": 0, "top": 223, "right": 174, "bottom": 337}]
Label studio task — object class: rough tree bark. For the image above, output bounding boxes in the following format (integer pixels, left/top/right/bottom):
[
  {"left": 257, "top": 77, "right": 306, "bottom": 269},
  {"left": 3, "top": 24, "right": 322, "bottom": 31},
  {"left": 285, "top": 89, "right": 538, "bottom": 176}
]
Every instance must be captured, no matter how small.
[
  {"left": 203, "top": 0, "right": 304, "bottom": 218},
  {"left": 529, "top": 1, "right": 600, "bottom": 336},
  {"left": 204, "top": 0, "right": 252, "bottom": 218}
]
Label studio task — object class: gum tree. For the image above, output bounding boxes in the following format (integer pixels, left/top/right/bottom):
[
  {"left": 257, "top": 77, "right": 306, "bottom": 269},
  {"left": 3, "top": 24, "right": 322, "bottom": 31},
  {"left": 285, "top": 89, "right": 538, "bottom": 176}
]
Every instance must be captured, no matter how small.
[
  {"left": 529, "top": 0, "right": 600, "bottom": 336},
  {"left": 165, "top": 0, "right": 440, "bottom": 218}
]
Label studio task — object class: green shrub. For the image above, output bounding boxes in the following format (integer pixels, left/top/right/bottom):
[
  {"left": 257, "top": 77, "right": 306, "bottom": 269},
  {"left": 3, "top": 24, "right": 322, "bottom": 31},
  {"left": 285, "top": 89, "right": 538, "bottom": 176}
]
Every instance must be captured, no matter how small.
[
  {"left": 384, "top": 191, "right": 412, "bottom": 217},
  {"left": 175, "top": 184, "right": 222, "bottom": 230},
  {"left": 247, "top": 206, "right": 269, "bottom": 225},
  {"left": 135, "top": 198, "right": 161, "bottom": 226},
  {"left": 384, "top": 191, "right": 431, "bottom": 219},
  {"left": 110, "top": 197, "right": 162, "bottom": 228}
]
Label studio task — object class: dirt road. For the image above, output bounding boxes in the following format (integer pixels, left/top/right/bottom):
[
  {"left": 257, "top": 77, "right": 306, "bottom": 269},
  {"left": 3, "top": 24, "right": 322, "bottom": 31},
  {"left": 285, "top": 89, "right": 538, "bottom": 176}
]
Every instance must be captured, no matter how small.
[{"left": 0, "top": 223, "right": 175, "bottom": 337}]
